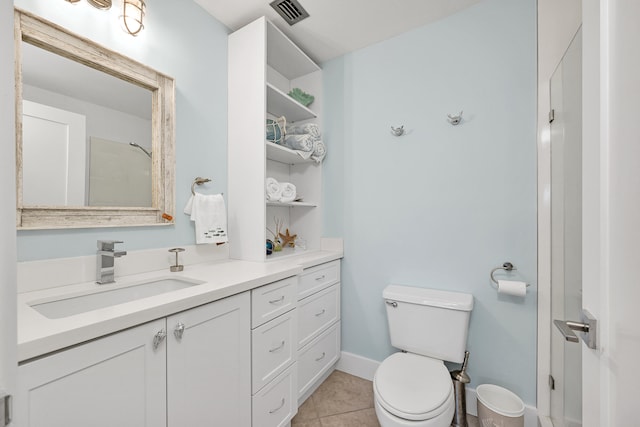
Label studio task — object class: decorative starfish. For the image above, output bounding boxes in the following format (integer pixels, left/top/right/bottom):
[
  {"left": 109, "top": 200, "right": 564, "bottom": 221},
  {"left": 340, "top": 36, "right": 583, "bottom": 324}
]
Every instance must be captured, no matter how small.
[{"left": 279, "top": 228, "right": 297, "bottom": 248}]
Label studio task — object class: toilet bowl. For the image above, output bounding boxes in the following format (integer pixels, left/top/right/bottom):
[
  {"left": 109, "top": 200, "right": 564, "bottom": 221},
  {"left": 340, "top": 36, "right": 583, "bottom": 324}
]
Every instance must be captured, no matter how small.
[{"left": 373, "top": 352, "right": 455, "bottom": 427}]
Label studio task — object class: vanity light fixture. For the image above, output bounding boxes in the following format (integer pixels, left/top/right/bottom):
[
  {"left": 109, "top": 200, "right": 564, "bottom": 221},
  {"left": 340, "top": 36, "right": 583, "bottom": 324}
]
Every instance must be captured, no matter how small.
[
  {"left": 65, "top": 0, "right": 113, "bottom": 10},
  {"left": 121, "top": 0, "right": 146, "bottom": 36}
]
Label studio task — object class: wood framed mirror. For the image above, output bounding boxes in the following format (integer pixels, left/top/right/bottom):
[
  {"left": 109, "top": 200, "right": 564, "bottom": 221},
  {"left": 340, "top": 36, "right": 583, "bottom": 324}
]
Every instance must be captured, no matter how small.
[{"left": 15, "top": 9, "right": 175, "bottom": 229}]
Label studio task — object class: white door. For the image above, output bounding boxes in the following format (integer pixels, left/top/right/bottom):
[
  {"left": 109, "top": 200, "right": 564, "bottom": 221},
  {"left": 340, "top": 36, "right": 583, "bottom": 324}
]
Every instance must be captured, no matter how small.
[
  {"left": 22, "top": 101, "right": 86, "bottom": 206},
  {"left": 549, "top": 28, "right": 582, "bottom": 427},
  {"left": 581, "top": 0, "right": 640, "bottom": 425},
  {"left": 15, "top": 319, "right": 167, "bottom": 427},
  {"left": 166, "top": 293, "right": 251, "bottom": 427}
]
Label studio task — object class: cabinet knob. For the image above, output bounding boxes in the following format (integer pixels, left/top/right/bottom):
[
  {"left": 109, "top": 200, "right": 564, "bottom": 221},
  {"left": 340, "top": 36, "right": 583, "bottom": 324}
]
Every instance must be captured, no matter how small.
[
  {"left": 315, "top": 309, "right": 326, "bottom": 317},
  {"left": 315, "top": 275, "right": 326, "bottom": 281},
  {"left": 153, "top": 329, "right": 167, "bottom": 350},
  {"left": 174, "top": 322, "right": 186, "bottom": 340},
  {"left": 315, "top": 352, "right": 326, "bottom": 362}
]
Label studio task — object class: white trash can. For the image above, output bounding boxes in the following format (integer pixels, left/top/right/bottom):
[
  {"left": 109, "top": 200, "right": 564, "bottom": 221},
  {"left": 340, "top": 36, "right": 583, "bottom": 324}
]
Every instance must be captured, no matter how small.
[{"left": 476, "top": 384, "right": 525, "bottom": 427}]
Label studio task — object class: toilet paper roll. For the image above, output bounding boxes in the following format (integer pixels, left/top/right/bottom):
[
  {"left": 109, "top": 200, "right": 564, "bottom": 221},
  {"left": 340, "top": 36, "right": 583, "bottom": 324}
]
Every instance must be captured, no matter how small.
[{"left": 497, "top": 280, "right": 527, "bottom": 297}]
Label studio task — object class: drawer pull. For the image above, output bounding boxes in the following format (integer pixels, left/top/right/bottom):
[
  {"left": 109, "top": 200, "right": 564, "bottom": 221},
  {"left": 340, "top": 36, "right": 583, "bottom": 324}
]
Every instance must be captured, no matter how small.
[
  {"left": 315, "top": 352, "right": 326, "bottom": 361},
  {"left": 268, "top": 295, "right": 285, "bottom": 304},
  {"left": 315, "top": 309, "right": 326, "bottom": 317},
  {"left": 269, "top": 398, "right": 286, "bottom": 414},
  {"left": 315, "top": 275, "right": 326, "bottom": 281},
  {"left": 268, "top": 340, "right": 286, "bottom": 353}
]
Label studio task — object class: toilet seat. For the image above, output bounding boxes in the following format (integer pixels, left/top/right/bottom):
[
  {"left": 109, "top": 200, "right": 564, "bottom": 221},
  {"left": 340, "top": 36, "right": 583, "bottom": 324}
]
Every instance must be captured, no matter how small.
[{"left": 373, "top": 352, "right": 453, "bottom": 421}]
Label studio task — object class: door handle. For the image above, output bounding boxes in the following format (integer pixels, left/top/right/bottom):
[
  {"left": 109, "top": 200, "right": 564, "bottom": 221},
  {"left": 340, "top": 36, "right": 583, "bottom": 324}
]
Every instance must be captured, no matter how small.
[{"left": 553, "top": 309, "right": 597, "bottom": 349}]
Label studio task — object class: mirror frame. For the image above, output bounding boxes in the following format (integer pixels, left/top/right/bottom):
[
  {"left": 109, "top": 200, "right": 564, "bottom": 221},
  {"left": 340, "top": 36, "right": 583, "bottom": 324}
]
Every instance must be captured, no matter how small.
[{"left": 15, "top": 9, "right": 175, "bottom": 229}]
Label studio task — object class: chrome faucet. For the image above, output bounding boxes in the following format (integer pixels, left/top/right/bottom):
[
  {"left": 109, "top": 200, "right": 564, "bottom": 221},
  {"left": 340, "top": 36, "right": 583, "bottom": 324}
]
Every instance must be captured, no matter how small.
[{"left": 97, "top": 240, "right": 127, "bottom": 284}]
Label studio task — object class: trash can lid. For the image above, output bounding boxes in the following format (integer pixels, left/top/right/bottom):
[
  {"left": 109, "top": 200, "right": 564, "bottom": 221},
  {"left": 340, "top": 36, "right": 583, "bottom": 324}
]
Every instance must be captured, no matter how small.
[{"left": 476, "top": 384, "right": 525, "bottom": 417}]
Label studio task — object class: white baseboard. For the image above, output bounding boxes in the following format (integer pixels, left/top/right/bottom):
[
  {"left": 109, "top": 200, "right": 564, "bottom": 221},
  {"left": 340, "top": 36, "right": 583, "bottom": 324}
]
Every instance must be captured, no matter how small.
[
  {"left": 336, "top": 351, "right": 379, "bottom": 381},
  {"left": 336, "top": 351, "right": 538, "bottom": 427}
]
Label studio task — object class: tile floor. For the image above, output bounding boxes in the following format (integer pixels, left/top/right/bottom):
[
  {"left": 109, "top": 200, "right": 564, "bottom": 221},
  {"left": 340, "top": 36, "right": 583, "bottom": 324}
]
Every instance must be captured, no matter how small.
[{"left": 292, "top": 370, "right": 479, "bottom": 427}]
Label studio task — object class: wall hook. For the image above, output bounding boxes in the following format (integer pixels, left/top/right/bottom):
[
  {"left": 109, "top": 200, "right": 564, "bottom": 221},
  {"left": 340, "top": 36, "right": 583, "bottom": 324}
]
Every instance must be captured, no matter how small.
[
  {"left": 447, "top": 111, "right": 463, "bottom": 126},
  {"left": 390, "top": 125, "right": 405, "bottom": 136}
]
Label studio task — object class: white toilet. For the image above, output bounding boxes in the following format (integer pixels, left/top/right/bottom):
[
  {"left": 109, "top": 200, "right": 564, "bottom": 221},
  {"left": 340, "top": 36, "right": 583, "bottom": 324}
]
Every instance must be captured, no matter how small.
[{"left": 373, "top": 285, "right": 474, "bottom": 427}]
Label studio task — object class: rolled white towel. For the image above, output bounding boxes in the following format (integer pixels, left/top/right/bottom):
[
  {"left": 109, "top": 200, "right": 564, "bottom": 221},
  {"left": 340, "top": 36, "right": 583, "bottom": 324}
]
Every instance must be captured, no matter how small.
[
  {"left": 286, "top": 123, "right": 320, "bottom": 139},
  {"left": 284, "top": 134, "right": 315, "bottom": 152},
  {"left": 279, "top": 182, "right": 297, "bottom": 203},
  {"left": 311, "top": 140, "right": 327, "bottom": 163},
  {"left": 266, "top": 177, "right": 282, "bottom": 202}
]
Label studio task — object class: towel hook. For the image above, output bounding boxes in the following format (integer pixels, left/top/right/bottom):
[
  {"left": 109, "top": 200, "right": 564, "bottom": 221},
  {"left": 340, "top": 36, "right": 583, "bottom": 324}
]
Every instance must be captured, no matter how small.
[
  {"left": 191, "top": 177, "right": 211, "bottom": 195},
  {"left": 390, "top": 125, "right": 405, "bottom": 136},
  {"left": 447, "top": 111, "right": 463, "bottom": 126}
]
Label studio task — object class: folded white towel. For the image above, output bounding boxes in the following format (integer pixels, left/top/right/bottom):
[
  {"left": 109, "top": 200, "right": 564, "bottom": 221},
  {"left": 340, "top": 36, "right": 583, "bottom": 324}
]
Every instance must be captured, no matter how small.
[
  {"left": 185, "top": 193, "right": 228, "bottom": 244},
  {"left": 183, "top": 194, "right": 194, "bottom": 215},
  {"left": 286, "top": 123, "right": 321, "bottom": 139},
  {"left": 311, "top": 140, "right": 327, "bottom": 163},
  {"left": 279, "top": 182, "right": 297, "bottom": 203},
  {"left": 284, "top": 134, "right": 316, "bottom": 152},
  {"left": 266, "top": 177, "right": 282, "bottom": 202}
]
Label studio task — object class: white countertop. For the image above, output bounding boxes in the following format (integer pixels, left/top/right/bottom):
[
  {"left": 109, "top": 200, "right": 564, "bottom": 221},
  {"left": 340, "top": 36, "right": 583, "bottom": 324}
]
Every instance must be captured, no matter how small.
[{"left": 18, "top": 250, "right": 342, "bottom": 362}]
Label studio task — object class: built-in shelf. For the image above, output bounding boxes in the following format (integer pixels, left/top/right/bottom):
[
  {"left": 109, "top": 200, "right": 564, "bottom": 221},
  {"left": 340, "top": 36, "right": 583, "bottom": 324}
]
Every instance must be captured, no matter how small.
[
  {"left": 266, "top": 141, "right": 314, "bottom": 165},
  {"left": 267, "top": 83, "right": 317, "bottom": 122},
  {"left": 267, "top": 201, "right": 317, "bottom": 208},
  {"left": 229, "top": 17, "right": 322, "bottom": 263},
  {"left": 266, "top": 22, "right": 320, "bottom": 80}
]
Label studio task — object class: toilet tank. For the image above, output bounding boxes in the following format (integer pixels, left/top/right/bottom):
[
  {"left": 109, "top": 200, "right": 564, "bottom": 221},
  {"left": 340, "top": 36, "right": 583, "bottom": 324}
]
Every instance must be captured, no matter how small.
[{"left": 383, "top": 285, "right": 473, "bottom": 363}]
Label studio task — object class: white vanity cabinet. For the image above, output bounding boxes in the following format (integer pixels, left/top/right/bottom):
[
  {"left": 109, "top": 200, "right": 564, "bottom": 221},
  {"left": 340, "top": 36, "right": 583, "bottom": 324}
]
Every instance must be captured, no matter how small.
[
  {"left": 167, "top": 292, "right": 251, "bottom": 426},
  {"left": 296, "top": 260, "right": 341, "bottom": 402},
  {"left": 251, "top": 276, "right": 299, "bottom": 427},
  {"left": 15, "top": 318, "right": 167, "bottom": 427},
  {"left": 16, "top": 292, "right": 251, "bottom": 427}
]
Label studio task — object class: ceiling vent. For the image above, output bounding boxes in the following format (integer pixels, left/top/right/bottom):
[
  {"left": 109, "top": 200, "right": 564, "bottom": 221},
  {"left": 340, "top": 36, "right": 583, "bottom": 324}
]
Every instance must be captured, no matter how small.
[{"left": 269, "top": 0, "right": 310, "bottom": 26}]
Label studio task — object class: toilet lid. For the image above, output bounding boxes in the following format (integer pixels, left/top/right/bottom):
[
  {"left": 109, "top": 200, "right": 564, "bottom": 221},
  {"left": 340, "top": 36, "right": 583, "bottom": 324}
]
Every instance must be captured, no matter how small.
[{"left": 374, "top": 352, "right": 453, "bottom": 421}]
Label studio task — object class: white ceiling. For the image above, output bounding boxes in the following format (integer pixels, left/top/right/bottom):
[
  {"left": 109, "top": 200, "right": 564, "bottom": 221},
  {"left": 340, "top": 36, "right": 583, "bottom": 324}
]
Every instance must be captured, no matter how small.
[{"left": 194, "top": 0, "right": 481, "bottom": 64}]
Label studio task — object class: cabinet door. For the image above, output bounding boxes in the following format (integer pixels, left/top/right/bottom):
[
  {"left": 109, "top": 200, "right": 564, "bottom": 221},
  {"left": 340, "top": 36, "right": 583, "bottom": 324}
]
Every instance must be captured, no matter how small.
[
  {"left": 16, "top": 319, "right": 167, "bottom": 427},
  {"left": 167, "top": 292, "right": 251, "bottom": 427}
]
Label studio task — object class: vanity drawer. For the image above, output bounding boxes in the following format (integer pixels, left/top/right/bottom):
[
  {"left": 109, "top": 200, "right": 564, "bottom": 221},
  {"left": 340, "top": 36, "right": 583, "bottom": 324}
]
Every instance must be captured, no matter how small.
[
  {"left": 252, "top": 276, "right": 297, "bottom": 329},
  {"left": 252, "top": 309, "right": 297, "bottom": 393},
  {"left": 298, "top": 261, "right": 340, "bottom": 300},
  {"left": 252, "top": 363, "right": 298, "bottom": 427},
  {"left": 297, "top": 322, "right": 340, "bottom": 398},
  {"left": 298, "top": 283, "right": 340, "bottom": 349}
]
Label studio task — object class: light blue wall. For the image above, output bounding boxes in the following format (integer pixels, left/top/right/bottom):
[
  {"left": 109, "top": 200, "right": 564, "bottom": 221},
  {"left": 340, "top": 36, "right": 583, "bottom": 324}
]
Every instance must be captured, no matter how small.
[
  {"left": 323, "top": 0, "right": 538, "bottom": 404},
  {"left": 15, "top": 0, "right": 229, "bottom": 261}
]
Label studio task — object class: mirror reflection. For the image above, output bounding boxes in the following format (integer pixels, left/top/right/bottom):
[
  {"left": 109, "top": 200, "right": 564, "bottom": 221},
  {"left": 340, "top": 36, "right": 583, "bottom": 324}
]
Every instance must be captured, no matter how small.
[{"left": 21, "top": 41, "right": 153, "bottom": 207}]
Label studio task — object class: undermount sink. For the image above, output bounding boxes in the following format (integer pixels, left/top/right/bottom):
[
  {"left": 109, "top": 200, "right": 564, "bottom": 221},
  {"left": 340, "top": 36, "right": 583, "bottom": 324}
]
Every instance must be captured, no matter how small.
[{"left": 30, "top": 277, "right": 204, "bottom": 319}]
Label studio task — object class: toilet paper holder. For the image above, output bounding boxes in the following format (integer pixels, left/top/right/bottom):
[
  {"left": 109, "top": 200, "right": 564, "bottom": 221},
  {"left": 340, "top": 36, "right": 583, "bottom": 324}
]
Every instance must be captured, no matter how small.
[{"left": 490, "top": 262, "right": 530, "bottom": 289}]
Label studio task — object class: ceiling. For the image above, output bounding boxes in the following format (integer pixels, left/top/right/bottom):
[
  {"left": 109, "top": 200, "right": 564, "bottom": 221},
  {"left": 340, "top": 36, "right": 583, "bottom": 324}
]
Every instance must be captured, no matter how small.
[{"left": 194, "top": 0, "right": 482, "bottom": 64}]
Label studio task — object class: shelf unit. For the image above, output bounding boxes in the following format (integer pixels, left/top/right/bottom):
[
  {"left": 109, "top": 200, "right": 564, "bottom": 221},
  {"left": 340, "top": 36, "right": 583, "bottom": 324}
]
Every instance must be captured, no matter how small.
[
  {"left": 228, "top": 17, "right": 323, "bottom": 262},
  {"left": 265, "top": 142, "right": 314, "bottom": 165}
]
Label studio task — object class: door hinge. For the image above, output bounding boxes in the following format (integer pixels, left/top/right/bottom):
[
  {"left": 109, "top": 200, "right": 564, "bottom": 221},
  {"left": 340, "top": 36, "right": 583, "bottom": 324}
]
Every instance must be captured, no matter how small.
[
  {"left": 548, "top": 375, "right": 555, "bottom": 390},
  {"left": 549, "top": 109, "right": 555, "bottom": 123},
  {"left": 0, "top": 393, "right": 12, "bottom": 426}
]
